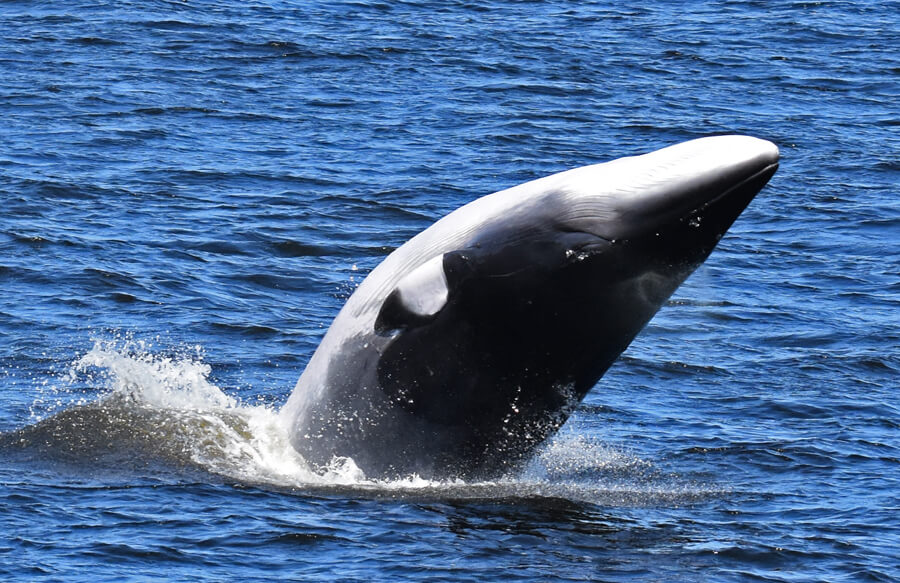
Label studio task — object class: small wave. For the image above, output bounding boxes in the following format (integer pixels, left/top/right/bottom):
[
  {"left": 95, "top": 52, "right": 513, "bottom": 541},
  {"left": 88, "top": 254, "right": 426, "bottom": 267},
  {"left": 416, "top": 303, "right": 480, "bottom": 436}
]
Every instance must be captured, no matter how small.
[{"left": 68, "top": 36, "right": 123, "bottom": 46}]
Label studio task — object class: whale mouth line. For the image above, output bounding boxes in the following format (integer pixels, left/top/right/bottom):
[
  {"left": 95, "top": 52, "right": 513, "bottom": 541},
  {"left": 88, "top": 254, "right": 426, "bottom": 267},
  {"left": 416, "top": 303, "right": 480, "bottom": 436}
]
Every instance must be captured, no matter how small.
[
  {"left": 559, "top": 225, "right": 614, "bottom": 243},
  {"left": 699, "top": 161, "right": 780, "bottom": 213},
  {"left": 615, "top": 160, "right": 782, "bottom": 245}
]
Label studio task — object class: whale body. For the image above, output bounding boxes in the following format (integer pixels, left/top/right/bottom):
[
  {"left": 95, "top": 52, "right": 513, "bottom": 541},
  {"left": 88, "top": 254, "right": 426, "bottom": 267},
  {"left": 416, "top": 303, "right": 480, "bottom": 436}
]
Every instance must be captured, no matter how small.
[{"left": 281, "top": 135, "right": 779, "bottom": 480}]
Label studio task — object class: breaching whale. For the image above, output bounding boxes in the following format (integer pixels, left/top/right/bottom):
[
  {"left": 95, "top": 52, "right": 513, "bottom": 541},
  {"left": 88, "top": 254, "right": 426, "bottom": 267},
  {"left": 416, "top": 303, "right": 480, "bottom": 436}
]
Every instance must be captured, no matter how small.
[{"left": 281, "top": 135, "right": 779, "bottom": 480}]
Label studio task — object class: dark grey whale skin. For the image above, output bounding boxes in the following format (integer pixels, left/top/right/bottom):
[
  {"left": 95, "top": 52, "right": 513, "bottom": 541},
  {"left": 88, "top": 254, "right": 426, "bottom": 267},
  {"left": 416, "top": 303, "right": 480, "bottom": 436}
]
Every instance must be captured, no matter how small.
[{"left": 282, "top": 136, "right": 779, "bottom": 480}]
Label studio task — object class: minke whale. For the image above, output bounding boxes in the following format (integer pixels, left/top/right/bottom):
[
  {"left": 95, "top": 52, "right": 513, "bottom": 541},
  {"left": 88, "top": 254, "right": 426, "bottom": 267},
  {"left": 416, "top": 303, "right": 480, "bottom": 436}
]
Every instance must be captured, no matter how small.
[{"left": 281, "top": 135, "right": 779, "bottom": 480}]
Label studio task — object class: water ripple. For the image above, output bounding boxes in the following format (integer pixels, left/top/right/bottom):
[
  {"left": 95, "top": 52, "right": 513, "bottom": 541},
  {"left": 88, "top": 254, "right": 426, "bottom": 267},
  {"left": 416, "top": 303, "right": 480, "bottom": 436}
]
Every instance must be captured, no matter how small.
[{"left": 1, "top": 0, "right": 898, "bottom": 580}]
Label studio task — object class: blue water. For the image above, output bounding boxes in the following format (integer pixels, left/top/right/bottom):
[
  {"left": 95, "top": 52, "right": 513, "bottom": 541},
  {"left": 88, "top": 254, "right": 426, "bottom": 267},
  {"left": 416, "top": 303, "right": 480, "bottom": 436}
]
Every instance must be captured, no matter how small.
[{"left": 1, "top": 1, "right": 898, "bottom": 581}]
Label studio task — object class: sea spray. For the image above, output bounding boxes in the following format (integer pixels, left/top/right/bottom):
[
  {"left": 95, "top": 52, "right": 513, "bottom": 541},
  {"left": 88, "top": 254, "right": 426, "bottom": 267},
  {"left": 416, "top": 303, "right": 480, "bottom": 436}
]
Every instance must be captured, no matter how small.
[
  {"left": 13, "top": 338, "right": 318, "bottom": 485},
  {"left": 71, "top": 338, "right": 235, "bottom": 411},
  {"left": 5, "top": 337, "right": 708, "bottom": 503}
]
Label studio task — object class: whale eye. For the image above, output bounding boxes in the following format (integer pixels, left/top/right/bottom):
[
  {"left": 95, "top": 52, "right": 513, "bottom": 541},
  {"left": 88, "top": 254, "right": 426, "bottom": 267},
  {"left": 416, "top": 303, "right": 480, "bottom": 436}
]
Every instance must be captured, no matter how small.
[{"left": 374, "top": 254, "right": 449, "bottom": 335}]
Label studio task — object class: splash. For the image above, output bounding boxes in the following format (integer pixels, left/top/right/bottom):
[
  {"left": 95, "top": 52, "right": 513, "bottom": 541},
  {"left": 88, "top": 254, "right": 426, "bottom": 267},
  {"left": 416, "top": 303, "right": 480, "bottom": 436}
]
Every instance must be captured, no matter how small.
[
  {"left": 8, "top": 339, "right": 321, "bottom": 485},
  {"left": 3, "top": 338, "right": 715, "bottom": 504},
  {"left": 71, "top": 339, "right": 235, "bottom": 411}
]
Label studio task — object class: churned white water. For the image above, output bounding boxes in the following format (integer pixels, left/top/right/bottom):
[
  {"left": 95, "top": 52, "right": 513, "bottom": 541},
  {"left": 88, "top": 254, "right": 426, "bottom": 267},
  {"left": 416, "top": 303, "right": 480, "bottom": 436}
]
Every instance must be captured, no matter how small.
[{"left": 26, "top": 337, "right": 696, "bottom": 503}]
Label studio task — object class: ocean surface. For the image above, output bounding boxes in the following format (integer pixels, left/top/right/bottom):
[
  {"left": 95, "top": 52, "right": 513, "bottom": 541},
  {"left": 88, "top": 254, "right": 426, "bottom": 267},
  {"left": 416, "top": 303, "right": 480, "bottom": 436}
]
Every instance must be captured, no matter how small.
[{"left": 1, "top": 1, "right": 898, "bottom": 581}]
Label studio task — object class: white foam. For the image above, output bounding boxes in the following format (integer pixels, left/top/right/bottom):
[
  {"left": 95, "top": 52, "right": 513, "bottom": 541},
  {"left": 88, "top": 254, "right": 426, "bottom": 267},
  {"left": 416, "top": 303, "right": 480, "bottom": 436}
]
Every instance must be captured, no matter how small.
[
  {"left": 39, "top": 337, "right": 715, "bottom": 504},
  {"left": 60, "top": 338, "right": 315, "bottom": 484},
  {"left": 71, "top": 339, "right": 236, "bottom": 411}
]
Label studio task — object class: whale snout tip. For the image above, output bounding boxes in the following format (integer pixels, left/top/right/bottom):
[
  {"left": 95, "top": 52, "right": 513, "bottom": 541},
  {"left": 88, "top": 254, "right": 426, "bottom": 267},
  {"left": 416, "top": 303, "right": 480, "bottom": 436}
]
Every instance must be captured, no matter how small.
[
  {"left": 746, "top": 135, "right": 779, "bottom": 166},
  {"left": 716, "top": 134, "right": 780, "bottom": 167},
  {"left": 688, "top": 135, "right": 779, "bottom": 189},
  {"left": 765, "top": 141, "right": 780, "bottom": 167}
]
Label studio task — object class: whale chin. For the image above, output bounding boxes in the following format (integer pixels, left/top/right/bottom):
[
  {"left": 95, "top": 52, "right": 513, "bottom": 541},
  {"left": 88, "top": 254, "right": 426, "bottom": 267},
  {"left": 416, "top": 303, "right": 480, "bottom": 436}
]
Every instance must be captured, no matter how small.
[{"left": 281, "top": 135, "right": 779, "bottom": 480}]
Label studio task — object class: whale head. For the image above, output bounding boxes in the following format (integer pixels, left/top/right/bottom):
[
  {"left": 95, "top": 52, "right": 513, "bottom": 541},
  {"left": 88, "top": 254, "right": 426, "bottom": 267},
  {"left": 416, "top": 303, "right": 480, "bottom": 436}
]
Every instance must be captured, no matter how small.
[{"left": 285, "top": 135, "right": 779, "bottom": 479}]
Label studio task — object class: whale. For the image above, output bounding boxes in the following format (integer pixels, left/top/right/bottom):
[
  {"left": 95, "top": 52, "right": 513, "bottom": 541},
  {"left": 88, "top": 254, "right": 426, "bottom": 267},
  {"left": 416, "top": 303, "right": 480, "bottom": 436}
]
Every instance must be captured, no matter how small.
[{"left": 280, "top": 135, "right": 779, "bottom": 480}]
